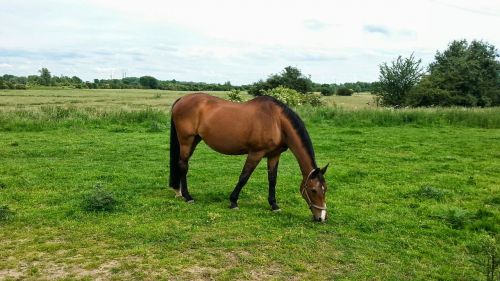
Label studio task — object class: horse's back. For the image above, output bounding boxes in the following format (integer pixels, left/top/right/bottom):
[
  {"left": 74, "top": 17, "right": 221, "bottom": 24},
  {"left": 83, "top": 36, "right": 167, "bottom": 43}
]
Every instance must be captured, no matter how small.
[{"left": 172, "top": 93, "right": 285, "bottom": 155}]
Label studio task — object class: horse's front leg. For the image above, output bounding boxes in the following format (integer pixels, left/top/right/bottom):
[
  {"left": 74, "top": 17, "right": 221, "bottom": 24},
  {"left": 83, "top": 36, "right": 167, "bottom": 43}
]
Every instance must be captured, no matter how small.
[
  {"left": 229, "top": 152, "right": 265, "bottom": 209},
  {"left": 267, "top": 155, "right": 281, "bottom": 211}
]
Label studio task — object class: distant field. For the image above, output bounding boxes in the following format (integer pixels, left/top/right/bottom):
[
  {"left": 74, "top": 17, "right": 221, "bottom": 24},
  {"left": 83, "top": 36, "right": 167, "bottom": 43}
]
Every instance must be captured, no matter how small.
[
  {"left": 0, "top": 89, "right": 499, "bottom": 280},
  {"left": 0, "top": 89, "right": 377, "bottom": 111}
]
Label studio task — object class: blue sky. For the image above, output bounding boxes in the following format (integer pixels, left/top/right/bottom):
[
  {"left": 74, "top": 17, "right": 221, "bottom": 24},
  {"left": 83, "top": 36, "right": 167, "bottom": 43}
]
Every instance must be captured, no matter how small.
[{"left": 0, "top": 0, "right": 499, "bottom": 85}]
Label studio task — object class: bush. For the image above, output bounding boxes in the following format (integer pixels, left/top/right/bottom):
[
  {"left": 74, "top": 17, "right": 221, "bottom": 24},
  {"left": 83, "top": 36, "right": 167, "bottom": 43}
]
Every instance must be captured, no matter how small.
[
  {"left": 301, "top": 93, "right": 324, "bottom": 107},
  {"left": 336, "top": 87, "right": 354, "bottom": 96},
  {"left": 320, "top": 84, "right": 335, "bottom": 96},
  {"left": 227, "top": 89, "right": 244, "bottom": 102},
  {"left": 82, "top": 183, "right": 117, "bottom": 212},
  {"left": 263, "top": 87, "right": 324, "bottom": 107},
  {"left": 264, "top": 86, "right": 303, "bottom": 106}
]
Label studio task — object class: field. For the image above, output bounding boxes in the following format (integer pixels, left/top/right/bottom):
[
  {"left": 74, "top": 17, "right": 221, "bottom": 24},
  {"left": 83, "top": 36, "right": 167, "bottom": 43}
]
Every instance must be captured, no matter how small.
[{"left": 0, "top": 89, "right": 499, "bottom": 280}]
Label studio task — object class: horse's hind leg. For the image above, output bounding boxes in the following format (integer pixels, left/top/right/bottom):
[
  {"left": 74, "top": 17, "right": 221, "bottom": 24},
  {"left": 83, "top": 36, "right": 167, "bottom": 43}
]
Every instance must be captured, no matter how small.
[
  {"left": 267, "top": 155, "right": 281, "bottom": 211},
  {"left": 178, "top": 135, "right": 201, "bottom": 202},
  {"left": 229, "top": 151, "right": 265, "bottom": 209}
]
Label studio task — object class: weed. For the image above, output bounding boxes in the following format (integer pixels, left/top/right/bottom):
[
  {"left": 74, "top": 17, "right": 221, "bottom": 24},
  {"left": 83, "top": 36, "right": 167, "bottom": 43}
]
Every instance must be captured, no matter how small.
[
  {"left": 82, "top": 183, "right": 117, "bottom": 212},
  {"left": 445, "top": 208, "right": 470, "bottom": 229},
  {"left": 0, "top": 181, "right": 6, "bottom": 189},
  {"left": 147, "top": 121, "right": 163, "bottom": 133},
  {"left": 415, "top": 185, "right": 445, "bottom": 201},
  {"left": 0, "top": 205, "right": 13, "bottom": 221},
  {"left": 469, "top": 234, "right": 499, "bottom": 281}
]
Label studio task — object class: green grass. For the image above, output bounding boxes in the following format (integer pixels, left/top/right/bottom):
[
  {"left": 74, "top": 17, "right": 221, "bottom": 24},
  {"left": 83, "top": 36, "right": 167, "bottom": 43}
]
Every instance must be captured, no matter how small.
[{"left": 0, "top": 89, "right": 499, "bottom": 280}]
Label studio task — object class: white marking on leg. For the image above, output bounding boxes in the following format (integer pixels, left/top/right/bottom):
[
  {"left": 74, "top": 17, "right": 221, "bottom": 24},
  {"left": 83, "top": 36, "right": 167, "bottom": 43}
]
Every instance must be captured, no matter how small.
[{"left": 174, "top": 188, "right": 182, "bottom": 197}]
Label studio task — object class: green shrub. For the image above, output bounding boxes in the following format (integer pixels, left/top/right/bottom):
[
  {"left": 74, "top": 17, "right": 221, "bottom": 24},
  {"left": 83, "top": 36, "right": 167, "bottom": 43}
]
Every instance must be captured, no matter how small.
[
  {"left": 82, "top": 184, "right": 117, "bottom": 212},
  {"left": 263, "top": 87, "right": 323, "bottom": 107},
  {"left": 264, "top": 86, "right": 303, "bottom": 106},
  {"left": 227, "top": 89, "right": 243, "bottom": 102},
  {"left": 301, "top": 93, "right": 324, "bottom": 107},
  {"left": 336, "top": 87, "right": 354, "bottom": 96}
]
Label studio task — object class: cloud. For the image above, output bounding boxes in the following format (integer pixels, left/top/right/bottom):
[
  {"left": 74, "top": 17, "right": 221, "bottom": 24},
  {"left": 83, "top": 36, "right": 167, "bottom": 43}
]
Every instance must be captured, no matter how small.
[{"left": 363, "top": 25, "right": 390, "bottom": 35}]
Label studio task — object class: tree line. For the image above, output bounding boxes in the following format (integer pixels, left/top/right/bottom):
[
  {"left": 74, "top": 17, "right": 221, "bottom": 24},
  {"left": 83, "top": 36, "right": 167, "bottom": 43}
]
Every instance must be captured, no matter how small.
[
  {"left": 0, "top": 70, "right": 236, "bottom": 91},
  {"left": 0, "top": 66, "right": 376, "bottom": 95}
]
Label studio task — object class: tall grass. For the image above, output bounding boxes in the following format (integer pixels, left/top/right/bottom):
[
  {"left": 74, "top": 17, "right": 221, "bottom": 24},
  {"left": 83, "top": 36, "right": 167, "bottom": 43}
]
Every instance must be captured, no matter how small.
[
  {"left": 298, "top": 106, "right": 500, "bottom": 128},
  {"left": 0, "top": 106, "right": 168, "bottom": 131},
  {"left": 1, "top": 105, "right": 499, "bottom": 131}
]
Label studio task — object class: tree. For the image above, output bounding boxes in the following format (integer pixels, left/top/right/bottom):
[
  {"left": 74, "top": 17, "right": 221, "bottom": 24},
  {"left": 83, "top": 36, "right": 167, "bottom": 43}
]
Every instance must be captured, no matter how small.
[
  {"left": 410, "top": 40, "right": 500, "bottom": 107},
  {"left": 139, "top": 76, "right": 159, "bottom": 89},
  {"left": 378, "top": 54, "right": 424, "bottom": 107},
  {"left": 38, "top": 68, "right": 52, "bottom": 86},
  {"left": 248, "top": 66, "right": 313, "bottom": 96}
]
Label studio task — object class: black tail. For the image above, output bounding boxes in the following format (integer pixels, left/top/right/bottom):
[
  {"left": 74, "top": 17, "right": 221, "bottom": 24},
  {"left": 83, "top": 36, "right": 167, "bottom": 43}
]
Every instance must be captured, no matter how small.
[{"left": 169, "top": 116, "right": 181, "bottom": 189}]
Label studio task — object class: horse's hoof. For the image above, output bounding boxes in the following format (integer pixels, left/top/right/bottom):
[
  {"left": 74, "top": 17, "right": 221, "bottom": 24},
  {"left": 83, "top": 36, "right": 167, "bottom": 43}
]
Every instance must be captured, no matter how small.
[
  {"left": 186, "top": 199, "right": 195, "bottom": 204},
  {"left": 272, "top": 208, "right": 282, "bottom": 213},
  {"left": 229, "top": 202, "right": 239, "bottom": 210},
  {"left": 231, "top": 206, "right": 239, "bottom": 210}
]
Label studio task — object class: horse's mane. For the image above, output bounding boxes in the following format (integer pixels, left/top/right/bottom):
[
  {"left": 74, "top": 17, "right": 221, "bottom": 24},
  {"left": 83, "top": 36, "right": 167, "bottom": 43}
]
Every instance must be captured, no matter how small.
[{"left": 259, "top": 96, "right": 317, "bottom": 167}]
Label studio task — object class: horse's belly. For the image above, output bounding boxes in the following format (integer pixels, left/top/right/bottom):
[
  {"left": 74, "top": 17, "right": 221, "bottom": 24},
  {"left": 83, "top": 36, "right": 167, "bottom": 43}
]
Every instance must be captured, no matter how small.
[{"left": 201, "top": 133, "right": 249, "bottom": 155}]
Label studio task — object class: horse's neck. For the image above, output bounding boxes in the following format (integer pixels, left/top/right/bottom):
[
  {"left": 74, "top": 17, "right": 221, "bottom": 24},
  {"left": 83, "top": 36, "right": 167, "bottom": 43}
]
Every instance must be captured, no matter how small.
[{"left": 283, "top": 123, "right": 316, "bottom": 177}]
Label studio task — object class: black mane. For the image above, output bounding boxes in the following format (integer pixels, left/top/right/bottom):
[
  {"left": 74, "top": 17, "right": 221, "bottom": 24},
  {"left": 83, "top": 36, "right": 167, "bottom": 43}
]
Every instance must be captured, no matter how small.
[{"left": 259, "top": 96, "right": 317, "bottom": 167}]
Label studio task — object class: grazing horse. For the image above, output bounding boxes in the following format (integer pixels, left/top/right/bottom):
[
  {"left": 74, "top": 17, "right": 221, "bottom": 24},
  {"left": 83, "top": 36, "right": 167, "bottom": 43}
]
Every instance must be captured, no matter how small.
[{"left": 169, "top": 93, "right": 329, "bottom": 222}]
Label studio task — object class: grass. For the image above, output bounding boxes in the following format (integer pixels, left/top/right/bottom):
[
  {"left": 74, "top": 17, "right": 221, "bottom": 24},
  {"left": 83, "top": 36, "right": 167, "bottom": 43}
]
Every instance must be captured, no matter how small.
[{"left": 0, "top": 89, "right": 499, "bottom": 280}]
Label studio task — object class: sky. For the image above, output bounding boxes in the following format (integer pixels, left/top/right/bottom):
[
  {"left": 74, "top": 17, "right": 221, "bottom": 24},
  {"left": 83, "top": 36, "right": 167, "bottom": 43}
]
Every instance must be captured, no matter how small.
[{"left": 0, "top": 0, "right": 499, "bottom": 85}]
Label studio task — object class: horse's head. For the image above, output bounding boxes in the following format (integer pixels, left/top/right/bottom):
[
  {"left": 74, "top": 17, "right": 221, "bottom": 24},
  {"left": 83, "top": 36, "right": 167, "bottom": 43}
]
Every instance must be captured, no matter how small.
[{"left": 300, "top": 164, "right": 329, "bottom": 222}]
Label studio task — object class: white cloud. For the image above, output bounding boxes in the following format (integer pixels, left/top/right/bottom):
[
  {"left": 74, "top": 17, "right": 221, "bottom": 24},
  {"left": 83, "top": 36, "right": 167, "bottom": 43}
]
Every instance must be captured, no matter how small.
[{"left": 0, "top": 0, "right": 499, "bottom": 84}]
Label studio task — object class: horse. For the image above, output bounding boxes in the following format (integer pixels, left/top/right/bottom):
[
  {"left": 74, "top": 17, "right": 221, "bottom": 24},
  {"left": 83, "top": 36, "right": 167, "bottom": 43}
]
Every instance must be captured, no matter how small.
[{"left": 169, "top": 93, "right": 329, "bottom": 222}]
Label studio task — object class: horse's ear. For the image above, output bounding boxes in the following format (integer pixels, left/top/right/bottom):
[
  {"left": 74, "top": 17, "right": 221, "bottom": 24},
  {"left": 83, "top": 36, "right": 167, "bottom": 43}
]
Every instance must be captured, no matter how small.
[
  {"left": 320, "top": 163, "right": 329, "bottom": 175},
  {"left": 310, "top": 168, "right": 321, "bottom": 179}
]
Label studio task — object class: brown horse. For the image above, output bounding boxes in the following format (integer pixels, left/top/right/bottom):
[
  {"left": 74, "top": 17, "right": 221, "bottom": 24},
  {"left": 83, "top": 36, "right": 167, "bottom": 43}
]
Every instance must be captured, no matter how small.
[{"left": 169, "top": 93, "right": 329, "bottom": 222}]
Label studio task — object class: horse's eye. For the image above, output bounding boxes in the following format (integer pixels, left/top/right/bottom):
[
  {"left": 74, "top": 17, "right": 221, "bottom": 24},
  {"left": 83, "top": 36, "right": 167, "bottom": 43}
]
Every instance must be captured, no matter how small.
[{"left": 310, "top": 189, "right": 317, "bottom": 194}]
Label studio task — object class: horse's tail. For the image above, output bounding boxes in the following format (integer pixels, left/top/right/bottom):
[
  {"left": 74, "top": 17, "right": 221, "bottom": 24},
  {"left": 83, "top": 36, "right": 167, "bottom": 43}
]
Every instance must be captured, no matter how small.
[{"left": 169, "top": 101, "right": 181, "bottom": 189}]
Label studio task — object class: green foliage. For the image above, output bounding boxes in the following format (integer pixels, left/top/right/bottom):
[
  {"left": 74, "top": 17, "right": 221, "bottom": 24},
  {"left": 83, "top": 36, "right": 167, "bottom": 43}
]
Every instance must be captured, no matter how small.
[
  {"left": 264, "top": 86, "right": 303, "bottom": 106},
  {"left": 301, "top": 93, "right": 324, "bottom": 106},
  {"left": 336, "top": 87, "right": 354, "bottom": 96},
  {"left": 38, "top": 68, "right": 52, "bottom": 86},
  {"left": 227, "top": 89, "right": 244, "bottom": 102},
  {"left": 263, "top": 86, "right": 323, "bottom": 107},
  {"left": 411, "top": 40, "right": 500, "bottom": 107},
  {"left": 82, "top": 183, "right": 117, "bottom": 212},
  {"left": 319, "top": 84, "right": 336, "bottom": 96},
  {"left": 248, "top": 66, "right": 313, "bottom": 95},
  {"left": 378, "top": 54, "right": 424, "bottom": 107},
  {"left": 139, "top": 76, "right": 159, "bottom": 89}
]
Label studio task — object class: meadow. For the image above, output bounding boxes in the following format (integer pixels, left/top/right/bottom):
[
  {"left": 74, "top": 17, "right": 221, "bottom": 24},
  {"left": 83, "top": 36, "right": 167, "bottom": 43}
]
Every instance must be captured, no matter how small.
[{"left": 0, "top": 89, "right": 499, "bottom": 280}]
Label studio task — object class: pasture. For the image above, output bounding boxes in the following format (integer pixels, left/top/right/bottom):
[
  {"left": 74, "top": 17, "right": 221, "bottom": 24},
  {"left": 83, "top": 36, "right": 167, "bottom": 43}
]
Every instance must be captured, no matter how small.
[{"left": 0, "top": 89, "right": 499, "bottom": 280}]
